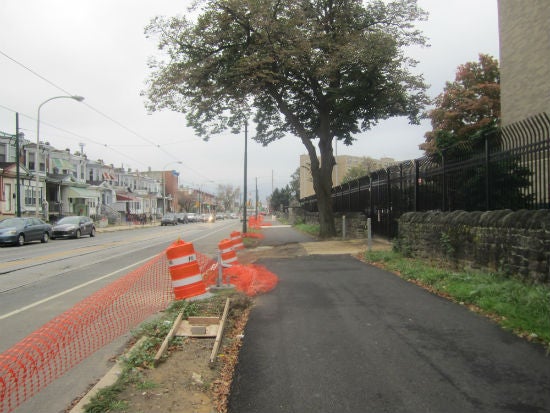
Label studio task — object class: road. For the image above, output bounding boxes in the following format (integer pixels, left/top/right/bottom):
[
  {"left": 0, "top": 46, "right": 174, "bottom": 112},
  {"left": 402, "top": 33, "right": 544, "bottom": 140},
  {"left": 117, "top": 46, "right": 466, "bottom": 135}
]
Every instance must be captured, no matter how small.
[{"left": 0, "top": 219, "right": 240, "bottom": 413}]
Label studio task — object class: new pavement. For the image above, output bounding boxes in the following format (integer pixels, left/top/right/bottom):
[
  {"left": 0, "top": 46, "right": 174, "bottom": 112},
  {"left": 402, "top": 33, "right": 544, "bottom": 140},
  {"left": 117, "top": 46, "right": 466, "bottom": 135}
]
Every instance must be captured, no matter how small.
[{"left": 228, "top": 225, "right": 550, "bottom": 413}]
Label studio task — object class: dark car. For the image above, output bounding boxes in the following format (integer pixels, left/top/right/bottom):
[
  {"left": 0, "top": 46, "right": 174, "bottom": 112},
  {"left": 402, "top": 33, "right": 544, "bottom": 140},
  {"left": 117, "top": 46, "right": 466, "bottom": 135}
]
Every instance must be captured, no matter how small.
[
  {"left": 0, "top": 217, "right": 52, "bottom": 246},
  {"left": 51, "top": 216, "right": 96, "bottom": 239},
  {"left": 161, "top": 213, "right": 178, "bottom": 226},
  {"left": 176, "top": 212, "right": 188, "bottom": 224}
]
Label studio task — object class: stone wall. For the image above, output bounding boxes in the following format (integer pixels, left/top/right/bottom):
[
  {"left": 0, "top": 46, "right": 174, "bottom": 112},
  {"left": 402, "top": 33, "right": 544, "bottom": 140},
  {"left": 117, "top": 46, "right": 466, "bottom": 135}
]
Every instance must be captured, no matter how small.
[
  {"left": 287, "top": 207, "right": 369, "bottom": 239},
  {"left": 397, "top": 210, "right": 550, "bottom": 284}
]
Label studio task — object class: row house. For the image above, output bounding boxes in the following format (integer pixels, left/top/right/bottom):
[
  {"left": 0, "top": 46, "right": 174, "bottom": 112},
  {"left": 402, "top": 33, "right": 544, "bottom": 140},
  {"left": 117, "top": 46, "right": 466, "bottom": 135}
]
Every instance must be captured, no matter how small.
[{"left": 0, "top": 131, "right": 164, "bottom": 221}]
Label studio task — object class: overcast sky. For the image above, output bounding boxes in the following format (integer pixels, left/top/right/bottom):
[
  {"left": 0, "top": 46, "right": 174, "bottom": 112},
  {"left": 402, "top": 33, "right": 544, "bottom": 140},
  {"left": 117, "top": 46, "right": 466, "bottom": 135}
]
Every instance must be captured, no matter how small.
[{"left": 0, "top": 0, "right": 499, "bottom": 202}]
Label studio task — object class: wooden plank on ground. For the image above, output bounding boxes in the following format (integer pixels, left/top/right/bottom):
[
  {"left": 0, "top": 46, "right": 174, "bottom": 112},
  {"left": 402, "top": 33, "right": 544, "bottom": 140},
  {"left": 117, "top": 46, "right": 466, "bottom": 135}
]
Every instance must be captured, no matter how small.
[
  {"left": 188, "top": 316, "right": 220, "bottom": 325},
  {"left": 153, "top": 310, "right": 184, "bottom": 366},
  {"left": 210, "top": 298, "right": 231, "bottom": 363}
]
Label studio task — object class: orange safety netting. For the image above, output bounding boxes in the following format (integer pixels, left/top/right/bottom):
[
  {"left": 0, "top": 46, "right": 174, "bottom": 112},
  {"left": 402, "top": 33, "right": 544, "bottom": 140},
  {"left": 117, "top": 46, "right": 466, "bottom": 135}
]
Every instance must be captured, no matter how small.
[
  {"left": 0, "top": 253, "right": 174, "bottom": 413},
  {"left": 0, "top": 238, "right": 275, "bottom": 413},
  {"left": 203, "top": 263, "right": 279, "bottom": 297},
  {"left": 243, "top": 231, "right": 265, "bottom": 239}
]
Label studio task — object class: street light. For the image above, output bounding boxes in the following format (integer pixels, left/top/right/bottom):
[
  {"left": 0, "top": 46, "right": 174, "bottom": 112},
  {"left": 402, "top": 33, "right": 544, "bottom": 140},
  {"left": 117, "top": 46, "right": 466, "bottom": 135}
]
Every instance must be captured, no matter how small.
[
  {"left": 162, "top": 161, "right": 182, "bottom": 215},
  {"left": 35, "top": 95, "right": 84, "bottom": 218}
]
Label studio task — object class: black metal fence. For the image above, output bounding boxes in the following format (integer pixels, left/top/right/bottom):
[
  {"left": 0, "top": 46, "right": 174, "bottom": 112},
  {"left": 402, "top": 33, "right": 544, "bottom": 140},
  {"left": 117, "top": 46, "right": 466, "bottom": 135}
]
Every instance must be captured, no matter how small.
[{"left": 300, "top": 113, "right": 550, "bottom": 238}]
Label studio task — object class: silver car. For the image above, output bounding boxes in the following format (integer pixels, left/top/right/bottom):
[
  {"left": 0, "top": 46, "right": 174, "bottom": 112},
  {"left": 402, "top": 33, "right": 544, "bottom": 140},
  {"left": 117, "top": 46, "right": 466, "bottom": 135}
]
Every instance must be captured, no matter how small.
[{"left": 51, "top": 216, "right": 96, "bottom": 239}]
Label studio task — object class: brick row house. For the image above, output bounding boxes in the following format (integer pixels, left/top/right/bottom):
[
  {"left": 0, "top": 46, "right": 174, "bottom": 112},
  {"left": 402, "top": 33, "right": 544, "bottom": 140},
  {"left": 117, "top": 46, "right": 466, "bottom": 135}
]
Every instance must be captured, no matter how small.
[{"left": 0, "top": 132, "right": 170, "bottom": 223}]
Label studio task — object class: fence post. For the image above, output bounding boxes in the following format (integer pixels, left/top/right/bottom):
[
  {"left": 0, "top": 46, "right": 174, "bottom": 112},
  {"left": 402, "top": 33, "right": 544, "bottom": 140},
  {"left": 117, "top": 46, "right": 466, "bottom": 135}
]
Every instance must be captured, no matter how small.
[
  {"left": 442, "top": 149, "right": 447, "bottom": 211},
  {"left": 485, "top": 136, "right": 490, "bottom": 211},
  {"left": 367, "top": 217, "right": 372, "bottom": 252},
  {"left": 342, "top": 215, "right": 346, "bottom": 239},
  {"left": 414, "top": 160, "right": 420, "bottom": 212},
  {"left": 386, "top": 168, "right": 391, "bottom": 237}
]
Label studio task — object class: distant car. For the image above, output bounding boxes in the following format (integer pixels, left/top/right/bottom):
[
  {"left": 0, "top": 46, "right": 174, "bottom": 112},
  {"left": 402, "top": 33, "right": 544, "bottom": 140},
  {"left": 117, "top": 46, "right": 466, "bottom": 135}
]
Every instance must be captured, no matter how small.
[
  {"left": 215, "top": 213, "right": 225, "bottom": 220},
  {"left": 51, "top": 216, "right": 96, "bottom": 239},
  {"left": 0, "top": 217, "right": 52, "bottom": 246},
  {"left": 161, "top": 213, "right": 178, "bottom": 226},
  {"left": 176, "top": 213, "right": 188, "bottom": 224},
  {"left": 186, "top": 213, "right": 198, "bottom": 223}
]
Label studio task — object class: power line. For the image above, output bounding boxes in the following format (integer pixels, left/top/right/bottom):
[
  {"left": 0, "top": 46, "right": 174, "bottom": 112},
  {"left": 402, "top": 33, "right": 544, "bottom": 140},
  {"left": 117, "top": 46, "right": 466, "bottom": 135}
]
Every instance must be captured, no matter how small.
[
  {"left": 0, "top": 49, "right": 180, "bottom": 162},
  {"left": 0, "top": 103, "right": 148, "bottom": 168}
]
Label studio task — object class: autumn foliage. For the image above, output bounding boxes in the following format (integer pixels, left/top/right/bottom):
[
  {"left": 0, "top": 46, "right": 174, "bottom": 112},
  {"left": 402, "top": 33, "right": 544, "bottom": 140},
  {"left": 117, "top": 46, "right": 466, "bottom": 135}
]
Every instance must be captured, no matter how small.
[{"left": 422, "top": 54, "right": 500, "bottom": 153}]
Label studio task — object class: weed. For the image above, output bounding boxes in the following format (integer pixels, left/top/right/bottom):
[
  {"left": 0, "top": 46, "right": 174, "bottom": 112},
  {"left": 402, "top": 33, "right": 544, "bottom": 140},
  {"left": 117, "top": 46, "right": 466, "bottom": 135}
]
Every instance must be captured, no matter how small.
[
  {"left": 363, "top": 250, "right": 550, "bottom": 345},
  {"left": 135, "top": 380, "right": 158, "bottom": 391},
  {"left": 294, "top": 223, "right": 320, "bottom": 236},
  {"left": 83, "top": 381, "right": 127, "bottom": 413},
  {"left": 440, "top": 231, "right": 455, "bottom": 258}
]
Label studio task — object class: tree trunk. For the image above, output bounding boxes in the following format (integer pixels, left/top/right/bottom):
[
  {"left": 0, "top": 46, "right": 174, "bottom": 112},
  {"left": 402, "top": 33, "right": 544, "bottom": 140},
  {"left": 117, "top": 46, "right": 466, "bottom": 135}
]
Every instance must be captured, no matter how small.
[{"left": 307, "top": 132, "right": 337, "bottom": 238}]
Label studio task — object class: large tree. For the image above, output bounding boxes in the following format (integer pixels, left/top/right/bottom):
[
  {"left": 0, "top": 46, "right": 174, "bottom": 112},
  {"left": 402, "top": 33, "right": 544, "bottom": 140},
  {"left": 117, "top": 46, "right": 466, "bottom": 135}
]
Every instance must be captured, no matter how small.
[{"left": 144, "top": 0, "right": 429, "bottom": 237}]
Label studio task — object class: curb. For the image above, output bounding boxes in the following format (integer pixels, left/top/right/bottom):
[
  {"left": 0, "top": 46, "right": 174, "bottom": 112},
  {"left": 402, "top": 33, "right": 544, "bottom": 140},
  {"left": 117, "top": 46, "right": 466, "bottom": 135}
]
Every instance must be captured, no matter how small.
[{"left": 69, "top": 337, "right": 147, "bottom": 413}]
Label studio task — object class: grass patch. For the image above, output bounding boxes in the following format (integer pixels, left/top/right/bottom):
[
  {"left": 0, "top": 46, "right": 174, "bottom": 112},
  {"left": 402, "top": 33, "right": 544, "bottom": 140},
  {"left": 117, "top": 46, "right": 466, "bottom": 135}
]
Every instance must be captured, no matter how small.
[
  {"left": 294, "top": 223, "right": 320, "bottom": 237},
  {"left": 363, "top": 250, "right": 550, "bottom": 346}
]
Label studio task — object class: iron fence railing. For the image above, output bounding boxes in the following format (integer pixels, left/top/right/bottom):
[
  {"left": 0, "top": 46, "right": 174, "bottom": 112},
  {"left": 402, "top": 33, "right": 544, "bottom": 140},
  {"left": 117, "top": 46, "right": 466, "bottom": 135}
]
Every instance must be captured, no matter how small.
[{"left": 300, "top": 113, "right": 550, "bottom": 238}]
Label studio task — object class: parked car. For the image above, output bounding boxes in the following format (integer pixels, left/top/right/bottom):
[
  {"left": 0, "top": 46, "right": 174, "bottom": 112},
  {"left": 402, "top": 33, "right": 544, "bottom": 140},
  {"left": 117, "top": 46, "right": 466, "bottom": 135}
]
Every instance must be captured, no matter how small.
[
  {"left": 161, "top": 213, "right": 178, "bottom": 226},
  {"left": 0, "top": 217, "right": 52, "bottom": 246},
  {"left": 51, "top": 216, "right": 96, "bottom": 239},
  {"left": 176, "top": 213, "right": 188, "bottom": 224},
  {"left": 186, "top": 213, "right": 198, "bottom": 223}
]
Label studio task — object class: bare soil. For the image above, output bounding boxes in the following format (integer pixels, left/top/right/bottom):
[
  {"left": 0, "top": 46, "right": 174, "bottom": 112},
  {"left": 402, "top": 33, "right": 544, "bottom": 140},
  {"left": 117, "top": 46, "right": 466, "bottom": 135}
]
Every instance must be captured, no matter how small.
[{"left": 116, "top": 296, "right": 251, "bottom": 413}]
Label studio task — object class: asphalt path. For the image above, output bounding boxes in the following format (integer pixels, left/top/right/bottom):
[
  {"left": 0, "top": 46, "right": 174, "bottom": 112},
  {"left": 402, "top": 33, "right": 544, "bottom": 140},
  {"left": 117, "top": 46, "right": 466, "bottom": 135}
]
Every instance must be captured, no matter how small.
[{"left": 228, "top": 227, "right": 550, "bottom": 412}]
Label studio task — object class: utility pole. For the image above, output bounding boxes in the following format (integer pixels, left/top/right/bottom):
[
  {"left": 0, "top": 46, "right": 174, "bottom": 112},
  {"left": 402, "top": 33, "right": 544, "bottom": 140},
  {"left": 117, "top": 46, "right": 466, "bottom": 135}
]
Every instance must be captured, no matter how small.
[
  {"left": 242, "top": 121, "right": 248, "bottom": 234},
  {"left": 15, "top": 113, "right": 22, "bottom": 217},
  {"left": 255, "top": 176, "right": 258, "bottom": 217}
]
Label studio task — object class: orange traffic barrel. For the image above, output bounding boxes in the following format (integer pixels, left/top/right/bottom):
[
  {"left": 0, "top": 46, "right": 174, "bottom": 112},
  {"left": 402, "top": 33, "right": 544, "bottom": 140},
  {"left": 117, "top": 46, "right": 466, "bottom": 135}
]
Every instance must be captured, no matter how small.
[
  {"left": 230, "top": 231, "right": 244, "bottom": 251},
  {"left": 165, "top": 240, "right": 207, "bottom": 300},
  {"left": 219, "top": 238, "right": 238, "bottom": 268}
]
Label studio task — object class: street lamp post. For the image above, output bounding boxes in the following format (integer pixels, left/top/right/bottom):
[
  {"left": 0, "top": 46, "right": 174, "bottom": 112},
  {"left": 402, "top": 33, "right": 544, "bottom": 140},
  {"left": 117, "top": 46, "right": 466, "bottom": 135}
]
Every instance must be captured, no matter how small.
[
  {"left": 162, "top": 161, "right": 182, "bottom": 215},
  {"left": 35, "top": 95, "right": 84, "bottom": 218}
]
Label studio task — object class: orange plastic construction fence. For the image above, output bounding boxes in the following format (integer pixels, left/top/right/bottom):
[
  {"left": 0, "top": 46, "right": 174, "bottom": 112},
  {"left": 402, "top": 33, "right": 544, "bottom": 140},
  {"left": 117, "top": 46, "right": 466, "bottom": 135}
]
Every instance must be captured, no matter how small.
[
  {"left": 203, "top": 263, "right": 279, "bottom": 297},
  {"left": 0, "top": 253, "right": 174, "bottom": 413},
  {"left": 0, "top": 241, "right": 270, "bottom": 413}
]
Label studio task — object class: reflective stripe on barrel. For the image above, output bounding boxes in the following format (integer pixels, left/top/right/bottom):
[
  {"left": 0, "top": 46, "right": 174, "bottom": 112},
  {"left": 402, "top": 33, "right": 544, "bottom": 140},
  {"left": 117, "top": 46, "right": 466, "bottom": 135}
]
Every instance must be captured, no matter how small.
[
  {"left": 230, "top": 231, "right": 244, "bottom": 250},
  {"left": 165, "top": 239, "right": 206, "bottom": 300},
  {"left": 219, "top": 238, "right": 238, "bottom": 267}
]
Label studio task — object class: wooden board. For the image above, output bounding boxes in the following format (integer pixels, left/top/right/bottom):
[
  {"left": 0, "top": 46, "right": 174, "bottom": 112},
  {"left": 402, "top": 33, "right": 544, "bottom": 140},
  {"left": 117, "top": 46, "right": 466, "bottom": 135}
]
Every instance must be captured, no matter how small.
[
  {"left": 188, "top": 316, "right": 220, "bottom": 325},
  {"left": 176, "top": 320, "right": 220, "bottom": 337}
]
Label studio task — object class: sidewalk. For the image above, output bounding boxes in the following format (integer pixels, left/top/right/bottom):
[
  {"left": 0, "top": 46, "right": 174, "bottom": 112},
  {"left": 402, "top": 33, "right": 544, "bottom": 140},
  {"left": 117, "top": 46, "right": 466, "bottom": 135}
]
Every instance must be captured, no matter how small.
[{"left": 228, "top": 225, "right": 550, "bottom": 413}]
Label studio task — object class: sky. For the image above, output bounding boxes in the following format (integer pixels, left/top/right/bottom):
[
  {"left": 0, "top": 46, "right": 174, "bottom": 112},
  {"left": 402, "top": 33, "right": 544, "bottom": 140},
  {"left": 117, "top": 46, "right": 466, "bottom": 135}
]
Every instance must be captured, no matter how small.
[{"left": 0, "top": 0, "right": 500, "bottom": 203}]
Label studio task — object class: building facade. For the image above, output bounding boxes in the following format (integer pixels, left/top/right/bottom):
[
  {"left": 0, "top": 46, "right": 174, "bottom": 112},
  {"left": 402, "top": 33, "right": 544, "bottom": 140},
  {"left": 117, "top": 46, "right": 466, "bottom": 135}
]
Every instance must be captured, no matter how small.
[
  {"left": 299, "top": 154, "right": 398, "bottom": 198},
  {"left": 498, "top": 0, "right": 550, "bottom": 126}
]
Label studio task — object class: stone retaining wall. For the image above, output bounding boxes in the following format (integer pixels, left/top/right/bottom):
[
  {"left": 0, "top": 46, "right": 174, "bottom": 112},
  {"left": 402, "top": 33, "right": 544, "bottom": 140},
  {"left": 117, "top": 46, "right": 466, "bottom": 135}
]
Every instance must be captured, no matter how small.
[
  {"left": 397, "top": 210, "right": 550, "bottom": 283},
  {"left": 288, "top": 207, "right": 369, "bottom": 239}
]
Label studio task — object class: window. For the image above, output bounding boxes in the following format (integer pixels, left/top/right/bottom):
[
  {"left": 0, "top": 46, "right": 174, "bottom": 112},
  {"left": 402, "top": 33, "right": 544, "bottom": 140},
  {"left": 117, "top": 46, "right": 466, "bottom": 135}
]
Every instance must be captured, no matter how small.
[{"left": 24, "top": 187, "right": 41, "bottom": 206}]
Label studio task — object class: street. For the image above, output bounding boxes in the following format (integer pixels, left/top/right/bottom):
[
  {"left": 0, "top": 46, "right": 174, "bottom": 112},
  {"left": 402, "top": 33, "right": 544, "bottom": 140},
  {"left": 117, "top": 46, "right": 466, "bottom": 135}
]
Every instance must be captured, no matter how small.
[{"left": 0, "top": 219, "right": 240, "bottom": 413}]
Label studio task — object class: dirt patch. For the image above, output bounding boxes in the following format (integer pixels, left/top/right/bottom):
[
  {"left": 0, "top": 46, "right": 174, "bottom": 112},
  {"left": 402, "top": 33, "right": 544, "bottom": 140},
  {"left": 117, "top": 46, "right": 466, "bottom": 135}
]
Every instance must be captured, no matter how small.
[
  {"left": 115, "top": 295, "right": 251, "bottom": 413},
  {"left": 120, "top": 339, "right": 218, "bottom": 413}
]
